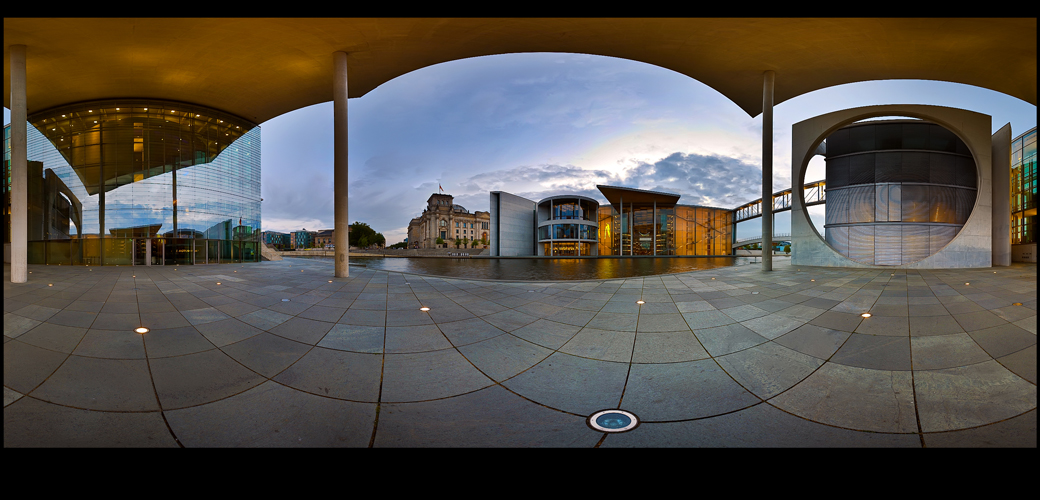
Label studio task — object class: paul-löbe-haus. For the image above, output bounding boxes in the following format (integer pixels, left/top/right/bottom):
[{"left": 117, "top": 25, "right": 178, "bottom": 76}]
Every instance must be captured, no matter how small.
[
  {"left": 2, "top": 100, "right": 261, "bottom": 266},
  {"left": 490, "top": 186, "right": 733, "bottom": 257}
]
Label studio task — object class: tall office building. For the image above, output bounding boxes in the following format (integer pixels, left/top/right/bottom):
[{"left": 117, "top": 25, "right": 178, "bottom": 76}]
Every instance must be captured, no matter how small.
[
  {"left": 4, "top": 99, "right": 261, "bottom": 265},
  {"left": 1011, "top": 127, "right": 1037, "bottom": 262}
]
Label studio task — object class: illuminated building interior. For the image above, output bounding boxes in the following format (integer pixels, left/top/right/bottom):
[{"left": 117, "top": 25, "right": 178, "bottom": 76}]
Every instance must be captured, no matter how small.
[{"left": 3, "top": 99, "right": 261, "bottom": 265}]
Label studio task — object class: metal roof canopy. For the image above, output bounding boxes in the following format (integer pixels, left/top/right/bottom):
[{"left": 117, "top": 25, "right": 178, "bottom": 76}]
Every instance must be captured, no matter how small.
[
  {"left": 4, "top": 18, "right": 1036, "bottom": 124},
  {"left": 597, "top": 185, "right": 681, "bottom": 209}
]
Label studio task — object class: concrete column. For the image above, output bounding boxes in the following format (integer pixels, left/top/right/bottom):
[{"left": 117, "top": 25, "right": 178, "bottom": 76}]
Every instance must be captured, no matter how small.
[
  {"left": 762, "top": 70, "right": 775, "bottom": 271},
  {"left": 629, "top": 204, "right": 633, "bottom": 256},
  {"left": 10, "top": 45, "right": 28, "bottom": 283},
  {"left": 333, "top": 51, "right": 350, "bottom": 277},
  {"left": 992, "top": 123, "right": 1012, "bottom": 266}
]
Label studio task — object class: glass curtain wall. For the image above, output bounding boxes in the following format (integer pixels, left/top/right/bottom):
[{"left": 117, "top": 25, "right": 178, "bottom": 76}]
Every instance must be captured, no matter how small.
[
  {"left": 1011, "top": 128, "right": 1036, "bottom": 247},
  {"left": 597, "top": 205, "right": 732, "bottom": 256},
  {"left": 4, "top": 99, "right": 260, "bottom": 265}
]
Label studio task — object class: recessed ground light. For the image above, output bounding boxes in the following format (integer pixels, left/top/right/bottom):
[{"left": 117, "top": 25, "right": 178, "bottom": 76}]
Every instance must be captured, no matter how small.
[
  {"left": 711, "top": 277, "right": 715, "bottom": 280},
  {"left": 48, "top": 284, "right": 53, "bottom": 286},
  {"left": 810, "top": 279, "right": 815, "bottom": 281},
  {"left": 965, "top": 283, "right": 970, "bottom": 285},
  {"left": 751, "top": 291, "right": 759, "bottom": 294},
  {"left": 216, "top": 282, "right": 221, "bottom": 285},
  {"left": 861, "top": 313, "right": 872, "bottom": 318},
  {"left": 420, "top": 307, "right": 431, "bottom": 311},
  {"left": 282, "top": 298, "right": 290, "bottom": 302},
  {"left": 587, "top": 409, "right": 639, "bottom": 433},
  {"left": 329, "top": 280, "right": 333, "bottom": 283},
  {"left": 135, "top": 327, "right": 149, "bottom": 334},
  {"left": 1013, "top": 302, "right": 1023, "bottom": 306},
  {"left": 636, "top": 300, "right": 645, "bottom": 304}
]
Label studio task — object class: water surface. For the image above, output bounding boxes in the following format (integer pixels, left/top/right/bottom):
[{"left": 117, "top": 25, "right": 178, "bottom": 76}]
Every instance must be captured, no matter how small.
[{"left": 288, "top": 256, "right": 757, "bottom": 281}]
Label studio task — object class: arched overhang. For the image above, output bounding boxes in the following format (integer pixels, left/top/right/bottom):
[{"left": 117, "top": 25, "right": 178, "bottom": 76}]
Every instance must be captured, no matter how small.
[{"left": 4, "top": 18, "right": 1036, "bottom": 123}]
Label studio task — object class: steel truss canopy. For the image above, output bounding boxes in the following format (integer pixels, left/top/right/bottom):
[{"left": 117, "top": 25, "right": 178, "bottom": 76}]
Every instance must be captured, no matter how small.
[{"left": 4, "top": 18, "right": 1036, "bottom": 124}]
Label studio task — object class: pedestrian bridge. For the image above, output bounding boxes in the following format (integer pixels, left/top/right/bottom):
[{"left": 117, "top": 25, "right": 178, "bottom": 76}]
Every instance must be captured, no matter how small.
[
  {"left": 733, "top": 180, "right": 826, "bottom": 224},
  {"left": 733, "top": 233, "right": 792, "bottom": 249}
]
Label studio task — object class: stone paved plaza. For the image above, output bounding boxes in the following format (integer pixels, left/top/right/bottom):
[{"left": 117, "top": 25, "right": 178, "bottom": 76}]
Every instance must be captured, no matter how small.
[{"left": 3, "top": 257, "right": 1036, "bottom": 447}]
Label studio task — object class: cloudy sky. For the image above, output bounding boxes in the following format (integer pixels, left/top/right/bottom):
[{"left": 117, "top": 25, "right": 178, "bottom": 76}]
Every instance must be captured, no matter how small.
[{"left": 6, "top": 52, "right": 1037, "bottom": 243}]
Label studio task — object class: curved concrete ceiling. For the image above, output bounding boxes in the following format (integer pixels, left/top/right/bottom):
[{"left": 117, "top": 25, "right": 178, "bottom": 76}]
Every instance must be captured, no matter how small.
[{"left": 4, "top": 18, "right": 1036, "bottom": 124}]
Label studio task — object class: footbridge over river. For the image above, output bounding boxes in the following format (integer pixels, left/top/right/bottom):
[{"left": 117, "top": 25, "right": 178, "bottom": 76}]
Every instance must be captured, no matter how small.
[{"left": 726, "top": 179, "right": 825, "bottom": 251}]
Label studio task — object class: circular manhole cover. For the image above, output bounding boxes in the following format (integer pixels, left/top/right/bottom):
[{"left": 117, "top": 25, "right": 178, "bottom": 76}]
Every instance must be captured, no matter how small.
[{"left": 587, "top": 409, "right": 639, "bottom": 433}]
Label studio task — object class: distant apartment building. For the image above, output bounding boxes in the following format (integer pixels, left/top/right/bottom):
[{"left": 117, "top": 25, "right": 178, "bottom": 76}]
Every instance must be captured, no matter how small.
[
  {"left": 262, "top": 231, "right": 291, "bottom": 250},
  {"left": 290, "top": 229, "right": 315, "bottom": 249},
  {"left": 314, "top": 229, "right": 335, "bottom": 248}
]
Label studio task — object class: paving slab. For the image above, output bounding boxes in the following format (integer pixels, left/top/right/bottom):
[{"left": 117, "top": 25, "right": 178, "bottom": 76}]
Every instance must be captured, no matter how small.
[
  {"left": 621, "top": 359, "right": 760, "bottom": 421},
  {"left": 375, "top": 385, "right": 596, "bottom": 447},
  {"left": 4, "top": 397, "right": 177, "bottom": 448},
  {"left": 601, "top": 402, "right": 920, "bottom": 448},
  {"left": 4, "top": 260, "right": 1035, "bottom": 447},
  {"left": 502, "top": 352, "right": 628, "bottom": 417},
  {"left": 770, "top": 362, "right": 918, "bottom": 433},
  {"left": 164, "top": 381, "right": 375, "bottom": 447},
  {"left": 380, "top": 349, "right": 494, "bottom": 402},
  {"left": 31, "top": 356, "right": 159, "bottom": 411}
]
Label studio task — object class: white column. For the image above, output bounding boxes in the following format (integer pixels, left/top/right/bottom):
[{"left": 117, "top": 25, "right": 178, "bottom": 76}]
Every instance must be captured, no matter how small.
[
  {"left": 992, "top": 123, "right": 1012, "bottom": 266},
  {"left": 10, "top": 45, "right": 28, "bottom": 283},
  {"left": 762, "top": 70, "right": 775, "bottom": 271},
  {"left": 333, "top": 51, "right": 350, "bottom": 277}
]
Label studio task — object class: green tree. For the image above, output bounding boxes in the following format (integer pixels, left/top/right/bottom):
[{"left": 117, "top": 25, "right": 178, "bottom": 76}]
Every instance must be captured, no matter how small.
[
  {"left": 436, "top": 237, "right": 445, "bottom": 247},
  {"left": 349, "top": 222, "right": 378, "bottom": 247}
]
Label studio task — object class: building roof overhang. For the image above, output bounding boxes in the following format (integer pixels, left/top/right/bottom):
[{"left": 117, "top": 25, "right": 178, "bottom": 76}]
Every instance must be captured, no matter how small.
[
  {"left": 597, "top": 185, "right": 681, "bottom": 209},
  {"left": 4, "top": 18, "right": 1035, "bottom": 124}
]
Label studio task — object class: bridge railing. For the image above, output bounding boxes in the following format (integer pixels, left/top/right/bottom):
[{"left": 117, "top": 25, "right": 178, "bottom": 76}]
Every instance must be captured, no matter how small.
[
  {"left": 734, "top": 233, "right": 791, "bottom": 245},
  {"left": 732, "top": 180, "right": 826, "bottom": 224}
]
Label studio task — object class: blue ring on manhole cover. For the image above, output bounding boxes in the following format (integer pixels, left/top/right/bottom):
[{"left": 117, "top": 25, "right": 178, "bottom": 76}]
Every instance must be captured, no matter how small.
[{"left": 587, "top": 409, "right": 639, "bottom": 433}]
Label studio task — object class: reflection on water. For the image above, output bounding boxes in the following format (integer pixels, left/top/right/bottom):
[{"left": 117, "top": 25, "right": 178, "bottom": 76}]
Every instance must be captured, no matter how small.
[{"left": 288, "top": 256, "right": 757, "bottom": 280}]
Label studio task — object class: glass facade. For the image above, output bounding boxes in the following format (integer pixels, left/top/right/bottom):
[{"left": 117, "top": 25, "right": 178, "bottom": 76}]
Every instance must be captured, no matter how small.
[
  {"left": 597, "top": 204, "right": 732, "bottom": 256},
  {"left": 1011, "top": 127, "right": 1036, "bottom": 247},
  {"left": 536, "top": 196, "right": 599, "bottom": 256},
  {"left": 823, "top": 120, "right": 976, "bottom": 265},
  {"left": 3, "top": 99, "right": 260, "bottom": 265}
]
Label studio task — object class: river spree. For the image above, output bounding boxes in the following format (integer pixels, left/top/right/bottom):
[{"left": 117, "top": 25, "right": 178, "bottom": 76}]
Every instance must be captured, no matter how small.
[{"left": 287, "top": 255, "right": 760, "bottom": 281}]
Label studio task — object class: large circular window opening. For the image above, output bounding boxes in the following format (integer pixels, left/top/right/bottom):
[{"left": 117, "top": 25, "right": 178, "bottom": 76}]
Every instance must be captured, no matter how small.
[{"left": 822, "top": 119, "right": 977, "bottom": 265}]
